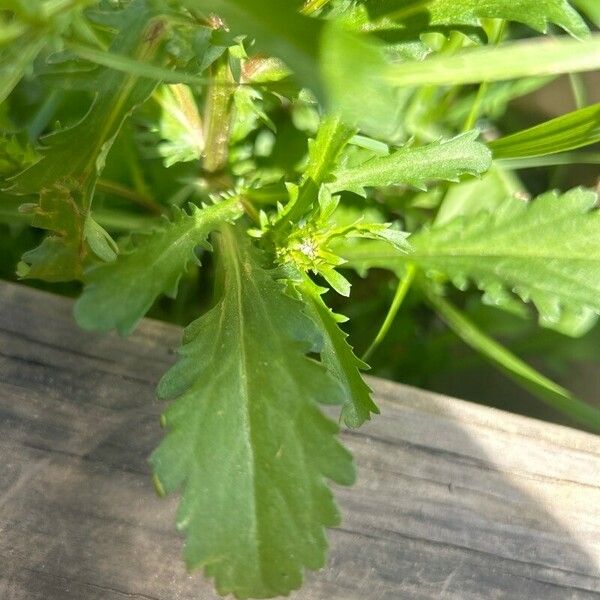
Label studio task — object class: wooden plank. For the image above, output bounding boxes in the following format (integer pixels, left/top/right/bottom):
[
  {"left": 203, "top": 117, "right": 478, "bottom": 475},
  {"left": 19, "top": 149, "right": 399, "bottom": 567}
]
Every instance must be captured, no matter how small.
[{"left": 0, "top": 281, "right": 598, "bottom": 600}]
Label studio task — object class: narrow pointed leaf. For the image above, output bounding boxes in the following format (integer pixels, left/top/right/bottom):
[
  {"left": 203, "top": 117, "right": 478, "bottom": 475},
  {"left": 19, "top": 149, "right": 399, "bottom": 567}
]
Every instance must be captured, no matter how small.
[
  {"left": 74, "top": 200, "right": 242, "bottom": 335},
  {"left": 330, "top": 131, "right": 492, "bottom": 195},
  {"left": 278, "top": 115, "right": 355, "bottom": 229},
  {"left": 303, "top": 281, "right": 378, "bottom": 428},
  {"left": 425, "top": 287, "right": 600, "bottom": 432},
  {"left": 150, "top": 225, "right": 355, "bottom": 599},
  {"left": 573, "top": 0, "right": 600, "bottom": 26},
  {"left": 489, "top": 102, "right": 600, "bottom": 159}
]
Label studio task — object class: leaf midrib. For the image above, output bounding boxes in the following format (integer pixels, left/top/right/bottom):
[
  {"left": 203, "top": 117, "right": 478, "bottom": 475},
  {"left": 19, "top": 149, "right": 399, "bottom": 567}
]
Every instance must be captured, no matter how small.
[{"left": 221, "top": 225, "right": 265, "bottom": 585}]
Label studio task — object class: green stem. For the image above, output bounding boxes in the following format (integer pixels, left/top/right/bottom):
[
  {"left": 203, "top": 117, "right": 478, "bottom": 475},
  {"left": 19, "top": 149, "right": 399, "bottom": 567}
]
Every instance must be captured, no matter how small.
[
  {"left": 498, "top": 152, "right": 600, "bottom": 169},
  {"left": 462, "top": 20, "right": 506, "bottom": 132},
  {"left": 568, "top": 72, "right": 587, "bottom": 109},
  {"left": 424, "top": 285, "right": 600, "bottom": 432},
  {"left": 362, "top": 264, "right": 416, "bottom": 361},
  {"left": 203, "top": 54, "right": 235, "bottom": 175},
  {"left": 462, "top": 82, "right": 489, "bottom": 132},
  {"left": 96, "top": 179, "right": 163, "bottom": 214}
]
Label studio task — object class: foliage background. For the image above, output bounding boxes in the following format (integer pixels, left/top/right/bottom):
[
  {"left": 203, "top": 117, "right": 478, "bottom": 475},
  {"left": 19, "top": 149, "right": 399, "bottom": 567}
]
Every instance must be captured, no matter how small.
[
  {"left": 0, "top": 45, "right": 600, "bottom": 423},
  {"left": 1, "top": 4, "right": 598, "bottom": 428}
]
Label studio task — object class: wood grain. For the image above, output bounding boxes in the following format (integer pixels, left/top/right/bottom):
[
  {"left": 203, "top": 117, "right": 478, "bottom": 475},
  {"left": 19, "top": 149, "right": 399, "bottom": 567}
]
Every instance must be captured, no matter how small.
[{"left": 0, "top": 281, "right": 598, "bottom": 599}]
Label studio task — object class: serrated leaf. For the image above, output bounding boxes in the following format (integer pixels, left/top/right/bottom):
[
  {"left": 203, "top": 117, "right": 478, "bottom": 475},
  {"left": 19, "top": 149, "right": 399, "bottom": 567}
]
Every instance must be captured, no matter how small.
[
  {"left": 74, "top": 199, "right": 242, "bottom": 335},
  {"left": 150, "top": 225, "right": 355, "bottom": 599},
  {"left": 303, "top": 281, "right": 378, "bottom": 428},
  {"left": 330, "top": 131, "right": 492, "bottom": 195},
  {"left": 413, "top": 188, "right": 600, "bottom": 333},
  {"left": 7, "top": 0, "right": 167, "bottom": 281},
  {"left": 489, "top": 101, "right": 600, "bottom": 159},
  {"left": 372, "top": 0, "right": 590, "bottom": 39},
  {"left": 276, "top": 115, "right": 355, "bottom": 230},
  {"left": 155, "top": 84, "right": 204, "bottom": 167},
  {"left": 341, "top": 188, "right": 600, "bottom": 336}
]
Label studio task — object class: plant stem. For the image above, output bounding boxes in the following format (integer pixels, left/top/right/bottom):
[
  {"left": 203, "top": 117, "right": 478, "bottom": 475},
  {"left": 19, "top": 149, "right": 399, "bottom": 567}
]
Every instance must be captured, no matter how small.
[
  {"left": 96, "top": 179, "right": 163, "bottom": 214},
  {"left": 203, "top": 54, "right": 235, "bottom": 176},
  {"left": 568, "top": 72, "right": 587, "bottom": 109},
  {"left": 498, "top": 152, "right": 600, "bottom": 169},
  {"left": 424, "top": 284, "right": 600, "bottom": 432},
  {"left": 462, "top": 20, "right": 506, "bottom": 132},
  {"left": 362, "top": 264, "right": 416, "bottom": 361}
]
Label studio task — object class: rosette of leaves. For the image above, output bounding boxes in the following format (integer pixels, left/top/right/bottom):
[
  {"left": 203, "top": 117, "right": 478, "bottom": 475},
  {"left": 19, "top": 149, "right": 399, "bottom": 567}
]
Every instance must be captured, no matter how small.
[{"left": 2, "top": 0, "right": 600, "bottom": 597}]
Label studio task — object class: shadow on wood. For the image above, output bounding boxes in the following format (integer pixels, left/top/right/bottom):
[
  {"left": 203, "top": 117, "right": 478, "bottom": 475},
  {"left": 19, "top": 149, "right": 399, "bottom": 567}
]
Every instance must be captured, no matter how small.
[{"left": 0, "top": 282, "right": 599, "bottom": 599}]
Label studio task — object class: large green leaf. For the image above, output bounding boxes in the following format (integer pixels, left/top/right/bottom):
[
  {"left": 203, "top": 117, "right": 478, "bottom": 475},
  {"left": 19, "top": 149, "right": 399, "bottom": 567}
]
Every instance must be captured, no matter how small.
[
  {"left": 319, "top": 25, "right": 600, "bottom": 136},
  {"left": 320, "top": 23, "right": 403, "bottom": 139},
  {"left": 150, "top": 225, "right": 355, "bottom": 598},
  {"left": 330, "top": 131, "right": 492, "bottom": 195},
  {"left": 434, "top": 165, "right": 525, "bottom": 227},
  {"left": 7, "top": 0, "right": 167, "bottom": 281},
  {"left": 339, "top": 188, "right": 600, "bottom": 335},
  {"left": 381, "top": 33, "right": 600, "bottom": 87},
  {"left": 489, "top": 102, "right": 600, "bottom": 159},
  {"left": 368, "top": 0, "right": 590, "bottom": 39},
  {"left": 74, "top": 199, "right": 243, "bottom": 335}
]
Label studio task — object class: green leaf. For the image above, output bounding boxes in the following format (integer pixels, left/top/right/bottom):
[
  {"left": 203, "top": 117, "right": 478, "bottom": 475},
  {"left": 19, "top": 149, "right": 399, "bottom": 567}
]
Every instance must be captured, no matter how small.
[
  {"left": 301, "top": 280, "right": 378, "bottom": 428},
  {"left": 489, "top": 101, "right": 600, "bottom": 159},
  {"left": 434, "top": 164, "right": 526, "bottom": 226},
  {"left": 383, "top": 34, "right": 600, "bottom": 87},
  {"left": 320, "top": 23, "right": 404, "bottom": 140},
  {"left": 74, "top": 199, "right": 243, "bottom": 335},
  {"left": 187, "top": 0, "right": 324, "bottom": 97},
  {"left": 155, "top": 84, "right": 204, "bottom": 167},
  {"left": 376, "top": 0, "right": 590, "bottom": 39},
  {"left": 16, "top": 184, "right": 84, "bottom": 281},
  {"left": 0, "top": 0, "right": 96, "bottom": 102},
  {"left": 330, "top": 131, "right": 492, "bottom": 195},
  {"left": 65, "top": 40, "right": 207, "bottom": 86},
  {"left": 424, "top": 286, "right": 600, "bottom": 432},
  {"left": 7, "top": 0, "right": 167, "bottom": 281},
  {"left": 150, "top": 225, "right": 355, "bottom": 598},
  {"left": 342, "top": 188, "right": 600, "bottom": 336},
  {"left": 276, "top": 114, "right": 355, "bottom": 230},
  {"left": 413, "top": 187, "right": 600, "bottom": 334},
  {"left": 0, "top": 34, "right": 46, "bottom": 104},
  {"left": 573, "top": 0, "right": 600, "bottom": 26}
]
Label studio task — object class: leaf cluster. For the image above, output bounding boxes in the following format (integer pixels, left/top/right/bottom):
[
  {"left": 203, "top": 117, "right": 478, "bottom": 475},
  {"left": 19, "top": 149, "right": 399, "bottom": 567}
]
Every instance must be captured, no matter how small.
[{"left": 1, "top": 0, "right": 600, "bottom": 597}]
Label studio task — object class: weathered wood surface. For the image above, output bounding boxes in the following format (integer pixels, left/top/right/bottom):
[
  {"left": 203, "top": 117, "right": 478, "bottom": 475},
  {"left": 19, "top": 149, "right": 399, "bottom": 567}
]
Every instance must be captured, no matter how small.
[{"left": 0, "top": 280, "right": 599, "bottom": 600}]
